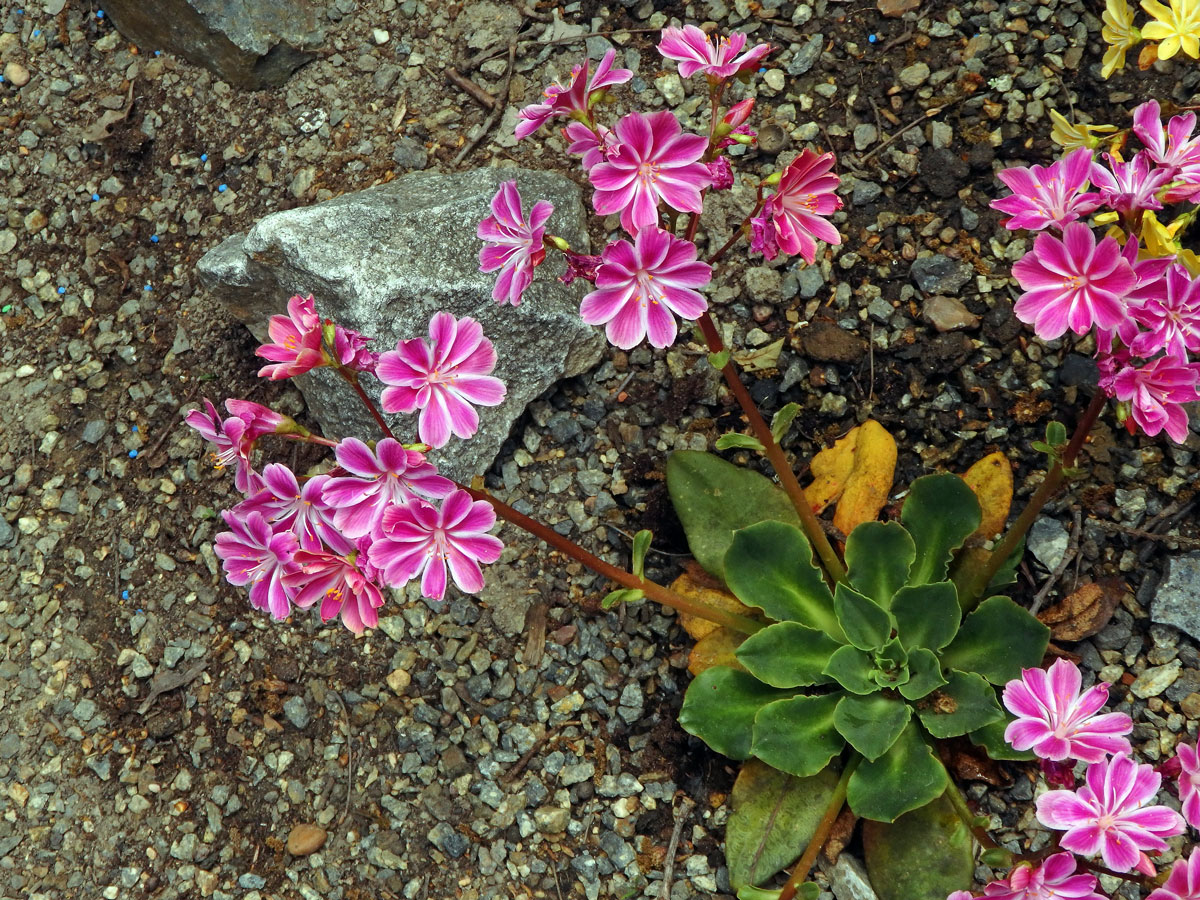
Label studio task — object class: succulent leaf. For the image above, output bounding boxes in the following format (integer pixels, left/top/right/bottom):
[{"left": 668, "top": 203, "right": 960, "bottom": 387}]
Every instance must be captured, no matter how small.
[
  {"left": 847, "top": 721, "right": 949, "bottom": 822},
  {"left": 824, "top": 644, "right": 880, "bottom": 695},
  {"left": 901, "top": 474, "right": 982, "bottom": 585},
  {"left": 679, "top": 667, "right": 794, "bottom": 760},
  {"left": 833, "top": 694, "right": 912, "bottom": 761},
  {"left": 939, "top": 596, "right": 1049, "bottom": 684},
  {"left": 735, "top": 621, "right": 842, "bottom": 688},
  {"left": 899, "top": 648, "right": 947, "bottom": 700},
  {"left": 891, "top": 582, "right": 960, "bottom": 651},
  {"left": 751, "top": 694, "right": 845, "bottom": 778},
  {"left": 725, "top": 522, "right": 844, "bottom": 641},
  {"left": 917, "top": 669, "right": 1004, "bottom": 738},
  {"left": 834, "top": 583, "right": 894, "bottom": 651},
  {"left": 845, "top": 521, "right": 916, "bottom": 607}
]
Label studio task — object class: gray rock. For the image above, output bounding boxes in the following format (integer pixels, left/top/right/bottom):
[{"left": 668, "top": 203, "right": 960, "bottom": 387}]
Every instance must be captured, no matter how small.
[
  {"left": 1131, "top": 660, "right": 1182, "bottom": 699},
  {"left": 853, "top": 124, "right": 878, "bottom": 151},
  {"left": 198, "top": 168, "right": 604, "bottom": 482},
  {"left": 392, "top": 136, "right": 428, "bottom": 170},
  {"left": 898, "top": 62, "right": 931, "bottom": 88},
  {"left": 787, "top": 34, "right": 823, "bottom": 76},
  {"left": 102, "top": 0, "right": 325, "bottom": 89},
  {"left": 909, "top": 255, "right": 973, "bottom": 295},
  {"left": 534, "top": 805, "right": 570, "bottom": 833},
  {"left": 1029, "top": 517, "right": 1069, "bottom": 571},
  {"left": 1152, "top": 554, "right": 1200, "bottom": 643},
  {"left": 922, "top": 295, "right": 980, "bottom": 332},
  {"left": 827, "top": 855, "right": 878, "bottom": 900},
  {"left": 282, "top": 695, "right": 310, "bottom": 729}
]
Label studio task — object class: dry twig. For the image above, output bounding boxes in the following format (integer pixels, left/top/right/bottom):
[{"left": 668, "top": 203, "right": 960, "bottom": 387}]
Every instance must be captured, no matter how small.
[
  {"left": 452, "top": 43, "right": 516, "bottom": 166},
  {"left": 660, "top": 795, "right": 696, "bottom": 900}
]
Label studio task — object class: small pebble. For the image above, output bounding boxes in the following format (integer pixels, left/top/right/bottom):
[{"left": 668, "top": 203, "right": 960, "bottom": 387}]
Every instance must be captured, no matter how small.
[
  {"left": 286, "top": 824, "right": 327, "bottom": 856},
  {"left": 3, "top": 62, "right": 30, "bottom": 88}
]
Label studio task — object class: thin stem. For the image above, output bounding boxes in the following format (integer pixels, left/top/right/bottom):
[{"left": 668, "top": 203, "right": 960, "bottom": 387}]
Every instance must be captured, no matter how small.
[
  {"left": 696, "top": 312, "right": 847, "bottom": 584},
  {"left": 960, "top": 390, "right": 1108, "bottom": 605},
  {"left": 778, "top": 756, "right": 860, "bottom": 900},
  {"left": 340, "top": 369, "right": 397, "bottom": 441},
  {"left": 944, "top": 778, "right": 1004, "bottom": 855},
  {"left": 461, "top": 482, "right": 765, "bottom": 634}
]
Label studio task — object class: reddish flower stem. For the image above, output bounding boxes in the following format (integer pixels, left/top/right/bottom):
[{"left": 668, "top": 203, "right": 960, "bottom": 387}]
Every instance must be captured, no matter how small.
[
  {"left": 959, "top": 389, "right": 1108, "bottom": 606},
  {"left": 778, "top": 756, "right": 860, "bottom": 900},
  {"left": 695, "top": 311, "right": 848, "bottom": 585}
]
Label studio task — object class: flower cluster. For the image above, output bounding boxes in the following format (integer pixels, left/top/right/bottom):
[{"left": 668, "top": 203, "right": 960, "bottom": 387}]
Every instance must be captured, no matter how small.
[
  {"left": 993, "top": 100, "right": 1200, "bottom": 443},
  {"left": 480, "top": 25, "right": 843, "bottom": 349},
  {"left": 187, "top": 299, "right": 509, "bottom": 631},
  {"left": 962, "top": 657, "right": 1199, "bottom": 898}
]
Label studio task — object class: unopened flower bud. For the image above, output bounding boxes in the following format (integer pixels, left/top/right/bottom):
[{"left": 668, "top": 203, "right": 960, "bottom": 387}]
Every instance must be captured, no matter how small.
[
  {"left": 723, "top": 98, "right": 755, "bottom": 128},
  {"left": 763, "top": 171, "right": 782, "bottom": 186},
  {"left": 547, "top": 234, "right": 571, "bottom": 252}
]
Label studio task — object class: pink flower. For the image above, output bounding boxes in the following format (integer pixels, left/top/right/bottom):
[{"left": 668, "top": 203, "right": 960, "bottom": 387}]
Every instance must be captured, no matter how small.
[
  {"left": 331, "top": 326, "right": 376, "bottom": 373},
  {"left": 1110, "top": 355, "right": 1200, "bottom": 444},
  {"left": 564, "top": 121, "right": 618, "bottom": 170},
  {"left": 368, "top": 490, "right": 503, "bottom": 601},
  {"left": 320, "top": 437, "right": 453, "bottom": 538},
  {"left": 515, "top": 49, "right": 632, "bottom": 140},
  {"left": 657, "top": 25, "right": 771, "bottom": 79},
  {"left": 991, "top": 148, "right": 1104, "bottom": 232},
  {"left": 580, "top": 227, "right": 711, "bottom": 350},
  {"left": 589, "top": 111, "right": 711, "bottom": 236},
  {"left": 708, "top": 156, "right": 734, "bottom": 191},
  {"left": 1011, "top": 222, "right": 1136, "bottom": 340},
  {"left": 979, "top": 854, "right": 1106, "bottom": 900},
  {"left": 236, "top": 464, "right": 339, "bottom": 552},
  {"left": 750, "top": 213, "right": 780, "bottom": 262},
  {"left": 1133, "top": 100, "right": 1200, "bottom": 172},
  {"left": 256, "top": 294, "right": 327, "bottom": 379},
  {"left": 1036, "top": 753, "right": 1185, "bottom": 873},
  {"left": 377, "top": 313, "right": 506, "bottom": 449},
  {"left": 284, "top": 548, "right": 384, "bottom": 633},
  {"left": 762, "top": 149, "right": 843, "bottom": 264},
  {"left": 1129, "top": 263, "right": 1200, "bottom": 360},
  {"left": 184, "top": 398, "right": 275, "bottom": 493},
  {"left": 1174, "top": 743, "right": 1200, "bottom": 831},
  {"left": 1089, "top": 152, "right": 1171, "bottom": 217},
  {"left": 214, "top": 510, "right": 299, "bottom": 620},
  {"left": 1149, "top": 848, "right": 1200, "bottom": 900},
  {"left": 1002, "top": 658, "right": 1132, "bottom": 763},
  {"left": 477, "top": 180, "right": 554, "bottom": 307}
]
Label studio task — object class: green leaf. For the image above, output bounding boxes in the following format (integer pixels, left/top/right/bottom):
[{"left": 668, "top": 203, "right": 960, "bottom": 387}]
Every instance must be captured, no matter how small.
[
  {"left": 727, "top": 760, "right": 839, "bottom": 890},
  {"left": 602, "top": 588, "right": 644, "bottom": 609},
  {"left": 871, "top": 638, "right": 910, "bottom": 689},
  {"left": 901, "top": 474, "right": 982, "bottom": 585},
  {"left": 969, "top": 718, "right": 1035, "bottom": 761},
  {"left": 631, "top": 530, "right": 652, "bottom": 580},
  {"left": 717, "top": 433, "right": 768, "bottom": 452},
  {"left": 752, "top": 694, "right": 845, "bottom": 778},
  {"left": 834, "top": 584, "right": 893, "bottom": 651},
  {"left": 725, "top": 522, "right": 844, "bottom": 640},
  {"left": 939, "top": 596, "right": 1050, "bottom": 684},
  {"left": 917, "top": 669, "right": 1003, "bottom": 738},
  {"left": 735, "top": 622, "right": 842, "bottom": 688},
  {"left": 824, "top": 644, "right": 879, "bottom": 695},
  {"left": 834, "top": 694, "right": 911, "bottom": 761},
  {"left": 847, "top": 721, "right": 948, "bottom": 822},
  {"left": 771, "top": 402, "right": 802, "bottom": 444},
  {"left": 1046, "top": 420, "right": 1068, "bottom": 446},
  {"left": 862, "top": 793, "right": 976, "bottom": 900},
  {"left": 679, "top": 667, "right": 794, "bottom": 760},
  {"left": 899, "top": 648, "right": 947, "bottom": 700},
  {"left": 667, "top": 451, "right": 802, "bottom": 581},
  {"left": 709, "top": 350, "right": 731, "bottom": 370},
  {"left": 845, "top": 521, "right": 916, "bottom": 608},
  {"left": 891, "top": 582, "right": 960, "bottom": 651}
]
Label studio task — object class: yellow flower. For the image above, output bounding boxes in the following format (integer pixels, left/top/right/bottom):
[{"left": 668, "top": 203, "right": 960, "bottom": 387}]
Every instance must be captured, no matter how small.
[
  {"left": 1140, "top": 0, "right": 1200, "bottom": 60},
  {"left": 1137, "top": 212, "right": 1200, "bottom": 273},
  {"left": 1048, "top": 109, "right": 1119, "bottom": 150},
  {"left": 1102, "top": 0, "right": 1141, "bottom": 76}
]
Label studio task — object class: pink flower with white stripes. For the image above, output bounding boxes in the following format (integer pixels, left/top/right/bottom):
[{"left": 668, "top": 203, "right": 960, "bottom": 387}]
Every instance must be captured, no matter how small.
[
  {"left": 761, "top": 149, "right": 843, "bottom": 264},
  {"left": 236, "top": 464, "right": 338, "bottom": 551},
  {"left": 377, "top": 313, "right": 507, "bottom": 449},
  {"left": 185, "top": 398, "right": 282, "bottom": 493},
  {"left": 1150, "top": 850, "right": 1200, "bottom": 900},
  {"left": 564, "top": 122, "right": 619, "bottom": 171},
  {"left": 991, "top": 147, "right": 1104, "bottom": 233},
  {"left": 1002, "top": 658, "right": 1132, "bottom": 763},
  {"left": 580, "top": 227, "right": 711, "bottom": 350},
  {"left": 214, "top": 510, "right": 299, "bottom": 620},
  {"left": 255, "top": 294, "right": 327, "bottom": 379},
  {"left": 1036, "top": 753, "right": 1185, "bottom": 874},
  {"left": 477, "top": 181, "right": 554, "bottom": 307},
  {"left": 320, "top": 437, "right": 453, "bottom": 539},
  {"left": 1109, "top": 355, "right": 1200, "bottom": 444},
  {"left": 515, "top": 49, "right": 632, "bottom": 140},
  {"left": 285, "top": 546, "right": 384, "bottom": 633},
  {"left": 1090, "top": 152, "right": 1172, "bottom": 217},
  {"left": 1011, "top": 221, "right": 1136, "bottom": 340},
  {"left": 967, "top": 854, "right": 1107, "bottom": 900},
  {"left": 1129, "top": 263, "right": 1200, "bottom": 360},
  {"left": 368, "top": 490, "right": 504, "bottom": 601},
  {"left": 657, "top": 25, "right": 770, "bottom": 79},
  {"left": 589, "top": 111, "right": 711, "bottom": 236},
  {"left": 1173, "top": 743, "right": 1200, "bottom": 831}
]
